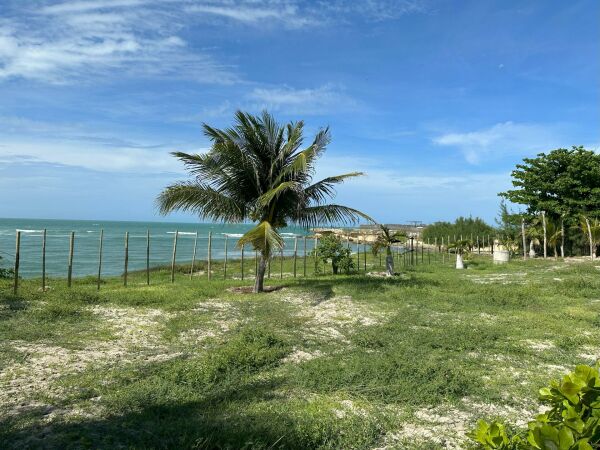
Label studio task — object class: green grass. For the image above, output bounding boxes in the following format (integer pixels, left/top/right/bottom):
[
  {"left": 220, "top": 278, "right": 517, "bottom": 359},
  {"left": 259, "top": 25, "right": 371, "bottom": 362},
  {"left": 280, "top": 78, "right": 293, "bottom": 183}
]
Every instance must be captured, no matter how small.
[{"left": 0, "top": 253, "right": 598, "bottom": 449}]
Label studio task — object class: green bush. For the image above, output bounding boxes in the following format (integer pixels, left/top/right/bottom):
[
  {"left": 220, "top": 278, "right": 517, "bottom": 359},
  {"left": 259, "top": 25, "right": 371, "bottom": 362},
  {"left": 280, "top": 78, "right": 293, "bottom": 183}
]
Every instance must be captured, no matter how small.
[
  {"left": 314, "top": 235, "right": 354, "bottom": 275},
  {"left": 468, "top": 363, "right": 600, "bottom": 450}
]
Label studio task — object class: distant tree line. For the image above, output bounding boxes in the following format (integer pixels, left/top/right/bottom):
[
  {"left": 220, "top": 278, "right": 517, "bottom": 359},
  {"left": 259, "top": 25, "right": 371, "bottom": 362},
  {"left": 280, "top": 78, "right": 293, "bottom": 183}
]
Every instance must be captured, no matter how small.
[{"left": 422, "top": 216, "right": 496, "bottom": 243}]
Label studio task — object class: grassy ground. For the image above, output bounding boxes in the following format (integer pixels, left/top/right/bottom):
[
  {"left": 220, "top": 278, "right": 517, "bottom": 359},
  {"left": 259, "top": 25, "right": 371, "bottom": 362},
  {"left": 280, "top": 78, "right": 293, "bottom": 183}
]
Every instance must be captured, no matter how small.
[{"left": 0, "top": 252, "right": 598, "bottom": 449}]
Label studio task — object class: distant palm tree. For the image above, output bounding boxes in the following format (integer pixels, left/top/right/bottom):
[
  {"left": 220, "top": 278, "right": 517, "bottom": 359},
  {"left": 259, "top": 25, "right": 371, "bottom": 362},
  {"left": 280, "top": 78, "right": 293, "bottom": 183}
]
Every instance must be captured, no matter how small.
[
  {"left": 448, "top": 239, "right": 472, "bottom": 269},
  {"left": 371, "top": 225, "right": 406, "bottom": 276},
  {"left": 580, "top": 215, "right": 600, "bottom": 260},
  {"left": 527, "top": 217, "right": 544, "bottom": 258},
  {"left": 545, "top": 219, "right": 562, "bottom": 260},
  {"left": 157, "top": 111, "right": 372, "bottom": 292}
]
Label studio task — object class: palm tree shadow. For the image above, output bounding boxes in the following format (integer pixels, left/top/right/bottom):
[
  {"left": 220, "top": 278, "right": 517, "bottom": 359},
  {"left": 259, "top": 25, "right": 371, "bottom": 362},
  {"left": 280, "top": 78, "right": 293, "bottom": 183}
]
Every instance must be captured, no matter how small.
[{"left": 0, "top": 376, "right": 319, "bottom": 450}]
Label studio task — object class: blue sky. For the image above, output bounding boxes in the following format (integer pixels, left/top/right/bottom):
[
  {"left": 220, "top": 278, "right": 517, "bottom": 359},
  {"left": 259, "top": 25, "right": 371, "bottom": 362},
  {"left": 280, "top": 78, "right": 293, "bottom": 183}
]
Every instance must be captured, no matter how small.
[{"left": 0, "top": 0, "right": 598, "bottom": 224}]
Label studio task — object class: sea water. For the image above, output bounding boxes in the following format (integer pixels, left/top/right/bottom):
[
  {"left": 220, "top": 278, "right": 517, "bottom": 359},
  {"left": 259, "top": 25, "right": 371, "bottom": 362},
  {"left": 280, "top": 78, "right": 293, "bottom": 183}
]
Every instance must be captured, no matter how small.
[{"left": 0, "top": 218, "right": 314, "bottom": 278}]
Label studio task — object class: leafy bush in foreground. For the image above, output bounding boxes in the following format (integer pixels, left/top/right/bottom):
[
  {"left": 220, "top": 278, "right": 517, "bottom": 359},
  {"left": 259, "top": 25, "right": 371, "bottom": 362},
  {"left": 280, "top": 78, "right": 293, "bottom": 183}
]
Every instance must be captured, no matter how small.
[{"left": 468, "top": 363, "right": 600, "bottom": 449}]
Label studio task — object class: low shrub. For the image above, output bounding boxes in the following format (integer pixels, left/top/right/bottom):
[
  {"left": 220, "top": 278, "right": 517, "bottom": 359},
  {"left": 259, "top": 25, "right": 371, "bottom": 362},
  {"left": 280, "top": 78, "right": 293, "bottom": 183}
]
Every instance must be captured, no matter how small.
[{"left": 468, "top": 362, "right": 600, "bottom": 449}]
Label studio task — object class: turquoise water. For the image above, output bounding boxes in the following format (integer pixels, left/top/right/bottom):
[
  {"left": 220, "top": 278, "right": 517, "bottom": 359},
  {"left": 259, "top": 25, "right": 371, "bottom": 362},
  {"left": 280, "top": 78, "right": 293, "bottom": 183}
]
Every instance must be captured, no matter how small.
[{"left": 0, "top": 218, "right": 315, "bottom": 278}]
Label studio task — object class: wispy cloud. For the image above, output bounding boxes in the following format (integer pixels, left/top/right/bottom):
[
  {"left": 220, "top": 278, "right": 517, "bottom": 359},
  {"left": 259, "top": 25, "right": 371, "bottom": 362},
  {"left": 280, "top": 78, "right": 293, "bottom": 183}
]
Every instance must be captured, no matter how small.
[
  {"left": 185, "top": 2, "right": 316, "bottom": 28},
  {"left": 313, "top": 154, "right": 511, "bottom": 222},
  {"left": 433, "top": 121, "right": 564, "bottom": 164},
  {"left": 0, "top": 0, "right": 237, "bottom": 84},
  {"left": 185, "top": 0, "right": 426, "bottom": 28},
  {"left": 0, "top": 0, "right": 427, "bottom": 83},
  {"left": 247, "top": 84, "right": 357, "bottom": 115}
]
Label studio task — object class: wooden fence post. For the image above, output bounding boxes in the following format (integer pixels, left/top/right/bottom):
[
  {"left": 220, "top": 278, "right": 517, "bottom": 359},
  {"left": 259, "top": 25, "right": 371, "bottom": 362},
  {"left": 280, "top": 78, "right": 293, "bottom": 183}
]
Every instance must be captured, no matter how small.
[
  {"left": 315, "top": 237, "right": 319, "bottom": 274},
  {"left": 42, "top": 228, "right": 46, "bottom": 291},
  {"left": 442, "top": 236, "right": 445, "bottom": 263},
  {"left": 124, "top": 231, "right": 129, "bottom": 287},
  {"left": 13, "top": 231, "right": 21, "bottom": 295},
  {"left": 97, "top": 229, "right": 103, "bottom": 290},
  {"left": 190, "top": 232, "right": 198, "bottom": 280},
  {"left": 207, "top": 231, "right": 212, "bottom": 281},
  {"left": 224, "top": 235, "right": 228, "bottom": 279},
  {"left": 146, "top": 230, "right": 150, "bottom": 285},
  {"left": 241, "top": 243, "right": 245, "bottom": 280},
  {"left": 67, "top": 231, "right": 75, "bottom": 288},
  {"left": 280, "top": 245, "right": 283, "bottom": 279},
  {"left": 170, "top": 230, "right": 178, "bottom": 283},
  {"left": 303, "top": 236, "right": 307, "bottom": 277},
  {"left": 293, "top": 237, "right": 298, "bottom": 278}
]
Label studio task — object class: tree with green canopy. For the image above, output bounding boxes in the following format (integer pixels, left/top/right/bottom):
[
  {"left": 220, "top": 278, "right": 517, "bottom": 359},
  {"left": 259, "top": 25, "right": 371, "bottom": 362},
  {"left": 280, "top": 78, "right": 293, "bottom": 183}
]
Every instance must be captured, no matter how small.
[
  {"left": 314, "top": 235, "right": 354, "bottom": 275},
  {"left": 422, "top": 216, "right": 494, "bottom": 244},
  {"left": 500, "top": 146, "right": 600, "bottom": 257},
  {"left": 157, "top": 111, "right": 372, "bottom": 292}
]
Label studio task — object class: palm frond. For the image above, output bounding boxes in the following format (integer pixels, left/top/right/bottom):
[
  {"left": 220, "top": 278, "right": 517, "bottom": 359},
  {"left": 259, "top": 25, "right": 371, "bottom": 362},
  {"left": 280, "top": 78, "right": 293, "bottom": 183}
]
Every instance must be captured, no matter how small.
[
  {"left": 296, "top": 204, "right": 374, "bottom": 228},
  {"left": 156, "top": 182, "right": 244, "bottom": 222},
  {"left": 257, "top": 181, "right": 298, "bottom": 207},
  {"left": 304, "top": 172, "right": 365, "bottom": 204},
  {"left": 237, "top": 221, "right": 283, "bottom": 255}
]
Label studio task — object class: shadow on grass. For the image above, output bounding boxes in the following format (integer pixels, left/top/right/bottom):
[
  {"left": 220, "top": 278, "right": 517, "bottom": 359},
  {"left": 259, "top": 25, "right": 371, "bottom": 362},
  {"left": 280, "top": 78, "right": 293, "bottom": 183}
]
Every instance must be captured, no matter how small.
[
  {"left": 0, "top": 375, "right": 381, "bottom": 449},
  {"left": 291, "top": 272, "right": 440, "bottom": 294}
]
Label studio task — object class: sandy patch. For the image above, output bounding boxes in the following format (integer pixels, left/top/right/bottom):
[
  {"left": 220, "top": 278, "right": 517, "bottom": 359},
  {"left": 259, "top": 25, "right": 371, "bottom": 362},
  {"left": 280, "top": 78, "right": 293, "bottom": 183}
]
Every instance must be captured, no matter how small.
[
  {"left": 465, "top": 272, "right": 528, "bottom": 285},
  {"left": 523, "top": 339, "right": 555, "bottom": 352},
  {"left": 181, "top": 299, "right": 241, "bottom": 344},
  {"left": 0, "top": 306, "right": 177, "bottom": 417}
]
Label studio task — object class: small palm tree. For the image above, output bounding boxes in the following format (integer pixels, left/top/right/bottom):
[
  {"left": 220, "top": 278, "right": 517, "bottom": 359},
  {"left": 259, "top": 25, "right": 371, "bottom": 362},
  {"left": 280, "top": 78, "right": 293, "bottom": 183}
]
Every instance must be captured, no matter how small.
[
  {"left": 545, "top": 220, "right": 562, "bottom": 260},
  {"left": 579, "top": 215, "right": 600, "bottom": 260},
  {"left": 371, "top": 225, "right": 406, "bottom": 276},
  {"left": 448, "top": 239, "right": 472, "bottom": 269},
  {"left": 527, "top": 219, "right": 543, "bottom": 258},
  {"left": 157, "top": 111, "right": 372, "bottom": 292}
]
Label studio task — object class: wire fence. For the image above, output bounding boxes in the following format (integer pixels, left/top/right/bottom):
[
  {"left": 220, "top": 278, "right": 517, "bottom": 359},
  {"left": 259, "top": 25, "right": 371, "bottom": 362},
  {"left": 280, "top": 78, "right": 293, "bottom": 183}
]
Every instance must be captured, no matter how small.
[{"left": 2, "top": 229, "right": 496, "bottom": 294}]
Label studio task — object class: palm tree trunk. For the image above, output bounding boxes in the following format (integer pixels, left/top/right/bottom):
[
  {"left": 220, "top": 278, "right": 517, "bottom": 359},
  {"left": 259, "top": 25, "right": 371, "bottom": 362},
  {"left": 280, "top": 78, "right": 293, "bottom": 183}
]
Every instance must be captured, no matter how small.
[
  {"left": 253, "top": 253, "right": 268, "bottom": 293},
  {"left": 585, "top": 216, "right": 594, "bottom": 260},
  {"left": 560, "top": 219, "right": 565, "bottom": 258},
  {"left": 385, "top": 248, "right": 394, "bottom": 276},
  {"left": 521, "top": 218, "right": 527, "bottom": 259},
  {"left": 542, "top": 211, "right": 547, "bottom": 259},
  {"left": 456, "top": 253, "right": 464, "bottom": 269},
  {"left": 529, "top": 240, "right": 536, "bottom": 258}
]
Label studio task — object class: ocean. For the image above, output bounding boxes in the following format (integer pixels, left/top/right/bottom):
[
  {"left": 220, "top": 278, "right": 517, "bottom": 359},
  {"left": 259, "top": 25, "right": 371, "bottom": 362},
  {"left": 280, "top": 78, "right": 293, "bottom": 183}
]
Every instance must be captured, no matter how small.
[{"left": 0, "top": 218, "right": 315, "bottom": 279}]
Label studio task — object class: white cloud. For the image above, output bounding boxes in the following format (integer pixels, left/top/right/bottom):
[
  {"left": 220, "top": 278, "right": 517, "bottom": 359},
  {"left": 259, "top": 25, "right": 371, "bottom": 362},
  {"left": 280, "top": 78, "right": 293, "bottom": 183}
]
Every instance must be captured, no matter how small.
[
  {"left": 0, "top": 139, "right": 188, "bottom": 173},
  {"left": 0, "top": 0, "right": 427, "bottom": 83},
  {"left": 0, "top": 1, "right": 237, "bottom": 84},
  {"left": 311, "top": 154, "right": 511, "bottom": 223},
  {"left": 247, "top": 84, "right": 357, "bottom": 115},
  {"left": 185, "top": 3, "right": 316, "bottom": 28},
  {"left": 433, "top": 121, "right": 564, "bottom": 164}
]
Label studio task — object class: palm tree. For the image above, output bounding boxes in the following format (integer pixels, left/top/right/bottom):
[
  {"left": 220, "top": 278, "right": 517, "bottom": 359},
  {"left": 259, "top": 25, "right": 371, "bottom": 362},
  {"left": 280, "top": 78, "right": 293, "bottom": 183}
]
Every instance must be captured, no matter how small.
[
  {"left": 448, "top": 239, "right": 472, "bottom": 269},
  {"left": 527, "top": 216, "right": 544, "bottom": 258},
  {"left": 579, "top": 215, "right": 600, "bottom": 260},
  {"left": 157, "top": 111, "right": 372, "bottom": 292},
  {"left": 545, "top": 219, "right": 562, "bottom": 260},
  {"left": 371, "top": 225, "right": 406, "bottom": 276}
]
